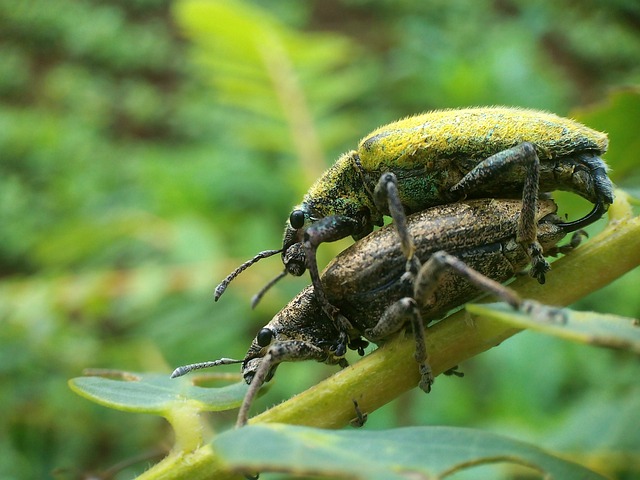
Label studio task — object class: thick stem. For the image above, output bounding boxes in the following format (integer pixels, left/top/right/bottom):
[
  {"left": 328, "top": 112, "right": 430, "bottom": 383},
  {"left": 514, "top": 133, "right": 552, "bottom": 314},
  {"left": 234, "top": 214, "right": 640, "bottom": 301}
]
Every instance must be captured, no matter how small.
[{"left": 136, "top": 445, "right": 227, "bottom": 480}]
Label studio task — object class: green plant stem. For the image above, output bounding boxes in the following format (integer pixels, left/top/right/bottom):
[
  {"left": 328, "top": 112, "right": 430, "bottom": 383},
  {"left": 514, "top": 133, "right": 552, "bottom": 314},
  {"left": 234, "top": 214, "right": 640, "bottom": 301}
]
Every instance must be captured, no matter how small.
[
  {"left": 136, "top": 445, "right": 226, "bottom": 480},
  {"left": 165, "top": 405, "right": 211, "bottom": 453}
]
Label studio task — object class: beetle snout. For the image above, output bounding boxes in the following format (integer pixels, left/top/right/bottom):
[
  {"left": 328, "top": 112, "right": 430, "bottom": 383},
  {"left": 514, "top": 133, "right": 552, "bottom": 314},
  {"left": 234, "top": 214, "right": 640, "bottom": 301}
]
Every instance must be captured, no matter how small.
[
  {"left": 242, "top": 369, "right": 255, "bottom": 385},
  {"left": 242, "top": 357, "right": 260, "bottom": 384},
  {"left": 591, "top": 166, "right": 615, "bottom": 206},
  {"left": 242, "top": 357, "right": 277, "bottom": 385},
  {"left": 283, "top": 242, "right": 307, "bottom": 276}
]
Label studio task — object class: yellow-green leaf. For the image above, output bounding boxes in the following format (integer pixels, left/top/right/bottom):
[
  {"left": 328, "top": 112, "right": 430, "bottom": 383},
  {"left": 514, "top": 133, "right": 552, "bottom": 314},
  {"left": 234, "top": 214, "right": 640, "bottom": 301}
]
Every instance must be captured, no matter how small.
[{"left": 466, "top": 303, "right": 640, "bottom": 354}]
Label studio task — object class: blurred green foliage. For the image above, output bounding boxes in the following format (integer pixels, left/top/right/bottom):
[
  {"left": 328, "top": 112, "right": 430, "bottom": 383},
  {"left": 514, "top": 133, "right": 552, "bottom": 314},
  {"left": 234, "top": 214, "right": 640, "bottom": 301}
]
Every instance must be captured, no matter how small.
[{"left": 1, "top": 0, "right": 639, "bottom": 478}]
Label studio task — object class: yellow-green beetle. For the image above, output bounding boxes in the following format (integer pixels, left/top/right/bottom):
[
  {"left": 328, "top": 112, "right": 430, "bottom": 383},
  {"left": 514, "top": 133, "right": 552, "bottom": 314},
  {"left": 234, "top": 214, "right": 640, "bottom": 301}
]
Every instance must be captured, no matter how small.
[{"left": 216, "top": 107, "right": 613, "bottom": 352}]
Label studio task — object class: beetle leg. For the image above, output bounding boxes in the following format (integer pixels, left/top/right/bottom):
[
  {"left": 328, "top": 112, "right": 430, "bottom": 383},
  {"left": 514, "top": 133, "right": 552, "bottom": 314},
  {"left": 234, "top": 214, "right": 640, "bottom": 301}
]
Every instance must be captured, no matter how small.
[
  {"left": 348, "top": 337, "right": 370, "bottom": 356},
  {"left": 527, "top": 241, "right": 550, "bottom": 284},
  {"left": 415, "top": 251, "right": 522, "bottom": 310},
  {"left": 374, "top": 172, "right": 421, "bottom": 274},
  {"left": 450, "top": 142, "right": 550, "bottom": 284},
  {"left": 414, "top": 251, "right": 566, "bottom": 323},
  {"left": 236, "top": 340, "right": 330, "bottom": 428},
  {"left": 364, "top": 297, "right": 434, "bottom": 393},
  {"left": 370, "top": 171, "right": 444, "bottom": 392},
  {"left": 545, "top": 230, "right": 587, "bottom": 257},
  {"left": 349, "top": 399, "right": 368, "bottom": 428},
  {"left": 443, "top": 366, "right": 465, "bottom": 377},
  {"left": 304, "top": 216, "right": 362, "bottom": 355}
]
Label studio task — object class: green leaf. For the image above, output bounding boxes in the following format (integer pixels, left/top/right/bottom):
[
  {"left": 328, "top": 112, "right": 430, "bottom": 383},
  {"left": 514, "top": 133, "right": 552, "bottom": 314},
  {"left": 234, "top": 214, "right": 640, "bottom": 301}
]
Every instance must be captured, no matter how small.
[
  {"left": 69, "top": 369, "right": 248, "bottom": 414},
  {"left": 70, "top": 370, "right": 251, "bottom": 453},
  {"left": 466, "top": 303, "right": 640, "bottom": 354},
  {"left": 213, "top": 424, "right": 606, "bottom": 480}
]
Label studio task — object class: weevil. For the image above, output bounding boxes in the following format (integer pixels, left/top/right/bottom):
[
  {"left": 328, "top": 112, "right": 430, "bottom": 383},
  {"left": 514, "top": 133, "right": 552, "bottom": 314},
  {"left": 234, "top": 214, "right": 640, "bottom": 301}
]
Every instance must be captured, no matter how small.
[
  {"left": 215, "top": 107, "right": 613, "bottom": 354},
  {"left": 174, "top": 196, "right": 581, "bottom": 426}
]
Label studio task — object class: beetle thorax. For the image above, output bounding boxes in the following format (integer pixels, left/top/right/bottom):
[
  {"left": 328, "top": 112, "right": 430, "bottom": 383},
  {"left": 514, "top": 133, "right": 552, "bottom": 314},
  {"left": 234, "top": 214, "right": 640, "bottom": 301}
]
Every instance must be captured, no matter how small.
[{"left": 303, "top": 151, "right": 380, "bottom": 223}]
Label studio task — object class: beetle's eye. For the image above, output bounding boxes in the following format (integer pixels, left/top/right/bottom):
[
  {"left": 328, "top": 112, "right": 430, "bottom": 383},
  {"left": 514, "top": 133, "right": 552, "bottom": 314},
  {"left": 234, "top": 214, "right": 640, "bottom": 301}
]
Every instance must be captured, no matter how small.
[
  {"left": 256, "top": 328, "right": 274, "bottom": 347},
  {"left": 289, "top": 210, "right": 305, "bottom": 229}
]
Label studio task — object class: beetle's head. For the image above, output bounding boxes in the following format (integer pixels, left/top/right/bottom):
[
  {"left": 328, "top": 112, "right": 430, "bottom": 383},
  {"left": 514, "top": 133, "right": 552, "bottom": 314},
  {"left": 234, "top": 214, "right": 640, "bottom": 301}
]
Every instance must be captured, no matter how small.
[
  {"left": 281, "top": 204, "right": 313, "bottom": 277},
  {"left": 281, "top": 242, "right": 306, "bottom": 276},
  {"left": 241, "top": 286, "right": 343, "bottom": 385},
  {"left": 241, "top": 326, "right": 278, "bottom": 384}
]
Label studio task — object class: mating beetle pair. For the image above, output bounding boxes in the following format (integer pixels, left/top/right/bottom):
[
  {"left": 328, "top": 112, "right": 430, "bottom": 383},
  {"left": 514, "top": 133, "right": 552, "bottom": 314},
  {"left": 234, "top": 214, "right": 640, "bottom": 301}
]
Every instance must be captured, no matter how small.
[
  {"left": 174, "top": 194, "right": 582, "bottom": 427},
  {"left": 215, "top": 107, "right": 613, "bottom": 357},
  {"left": 173, "top": 107, "right": 614, "bottom": 425}
]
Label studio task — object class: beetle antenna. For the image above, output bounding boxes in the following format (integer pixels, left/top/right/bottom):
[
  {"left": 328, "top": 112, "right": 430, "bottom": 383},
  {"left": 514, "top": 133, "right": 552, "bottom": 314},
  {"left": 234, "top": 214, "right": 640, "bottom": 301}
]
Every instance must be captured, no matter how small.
[
  {"left": 251, "top": 270, "right": 287, "bottom": 309},
  {"left": 170, "top": 357, "right": 244, "bottom": 378},
  {"left": 214, "top": 249, "right": 283, "bottom": 301}
]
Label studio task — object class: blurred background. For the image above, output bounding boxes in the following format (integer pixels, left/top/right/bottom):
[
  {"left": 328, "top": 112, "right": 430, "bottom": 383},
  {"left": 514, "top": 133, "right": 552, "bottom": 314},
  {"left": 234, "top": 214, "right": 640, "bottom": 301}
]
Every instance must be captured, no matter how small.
[{"left": 1, "top": 0, "right": 639, "bottom": 478}]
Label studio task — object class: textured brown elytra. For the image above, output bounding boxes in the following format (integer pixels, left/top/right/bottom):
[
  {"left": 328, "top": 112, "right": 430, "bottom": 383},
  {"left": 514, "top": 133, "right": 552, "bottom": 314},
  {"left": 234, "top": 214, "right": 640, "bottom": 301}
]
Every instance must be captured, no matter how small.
[
  {"left": 215, "top": 108, "right": 614, "bottom": 352},
  {"left": 175, "top": 197, "right": 579, "bottom": 426}
]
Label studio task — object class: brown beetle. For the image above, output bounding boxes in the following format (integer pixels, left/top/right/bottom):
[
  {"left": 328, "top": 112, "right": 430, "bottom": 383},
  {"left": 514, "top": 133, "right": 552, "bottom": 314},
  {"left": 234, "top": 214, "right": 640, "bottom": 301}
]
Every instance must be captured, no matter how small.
[{"left": 175, "top": 196, "right": 580, "bottom": 427}]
